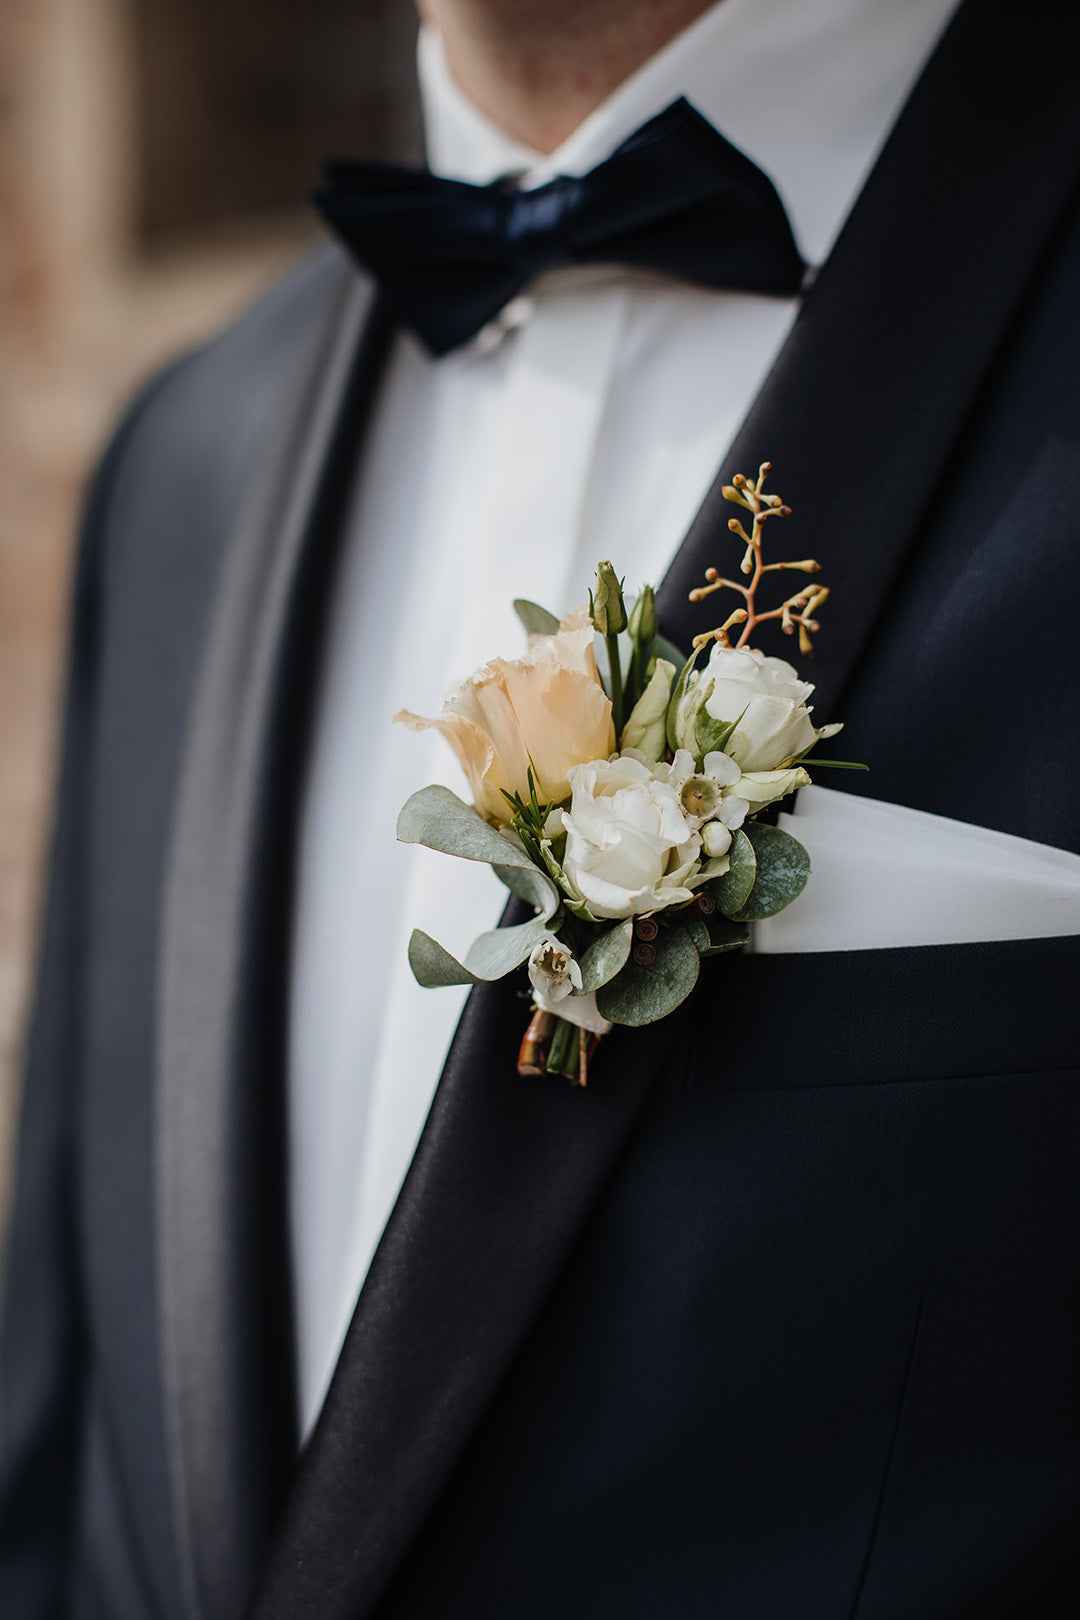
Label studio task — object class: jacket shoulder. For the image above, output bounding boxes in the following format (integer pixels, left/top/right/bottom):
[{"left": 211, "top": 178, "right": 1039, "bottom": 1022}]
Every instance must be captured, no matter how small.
[
  {"left": 109, "top": 244, "right": 351, "bottom": 495},
  {"left": 84, "top": 244, "right": 356, "bottom": 607}
]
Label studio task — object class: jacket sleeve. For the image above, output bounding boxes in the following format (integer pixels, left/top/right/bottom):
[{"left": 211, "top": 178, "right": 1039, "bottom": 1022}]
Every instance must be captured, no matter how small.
[{"left": 0, "top": 379, "right": 168, "bottom": 1616}]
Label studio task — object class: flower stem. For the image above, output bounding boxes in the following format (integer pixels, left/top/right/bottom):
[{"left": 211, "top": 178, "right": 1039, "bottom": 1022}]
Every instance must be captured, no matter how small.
[
  {"left": 606, "top": 632, "right": 624, "bottom": 740},
  {"left": 545, "top": 1016, "right": 579, "bottom": 1079},
  {"left": 518, "top": 1008, "right": 557, "bottom": 1075},
  {"left": 520, "top": 1011, "right": 600, "bottom": 1086}
]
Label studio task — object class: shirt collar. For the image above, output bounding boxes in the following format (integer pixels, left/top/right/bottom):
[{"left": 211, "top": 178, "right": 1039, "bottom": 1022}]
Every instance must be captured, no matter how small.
[{"left": 419, "top": 0, "right": 958, "bottom": 264}]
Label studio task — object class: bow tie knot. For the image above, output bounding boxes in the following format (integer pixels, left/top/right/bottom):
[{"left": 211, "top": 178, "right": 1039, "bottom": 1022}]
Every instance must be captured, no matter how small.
[
  {"left": 315, "top": 98, "right": 806, "bottom": 356},
  {"left": 505, "top": 178, "right": 581, "bottom": 253}
]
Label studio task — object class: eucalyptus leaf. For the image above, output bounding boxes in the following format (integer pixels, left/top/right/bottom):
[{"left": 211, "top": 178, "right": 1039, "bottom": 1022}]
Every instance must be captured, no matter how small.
[
  {"left": 698, "top": 914, "right": 750, "bottom": 955},
  {"left": 597, "top": 925, "right": 700, "bottom": 1027},
  {"left": 492, "top": 861, "right": 560, "bottom": 920},
  {"left": 731, "top": 822, "right": 811, "bottom": 921},
  {"left": 408, "top": 930, "right": 482, "bottom": 988},
  {"left": 710, "top": 828, "right": 756, "bottom": 916},
  {"left": 578, "top": 920, "right": 634, "bottom": 992},
  {"left": 513, "top": 598, "right": 561, "bottom": 638},
  {"left": 464, "top": 913, "right": 553, "bottom": 979},
  {"left": 682, "top": 913, "right": 710, "bottom": 953},
  {"left": 397, "top": 785, "right": 536, "bottom": 871}
]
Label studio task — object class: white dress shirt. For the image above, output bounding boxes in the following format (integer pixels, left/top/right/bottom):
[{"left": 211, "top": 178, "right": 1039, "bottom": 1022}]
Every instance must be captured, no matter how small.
[{"left": 288, "top": 0, "right": 958, "bottom": 1439}]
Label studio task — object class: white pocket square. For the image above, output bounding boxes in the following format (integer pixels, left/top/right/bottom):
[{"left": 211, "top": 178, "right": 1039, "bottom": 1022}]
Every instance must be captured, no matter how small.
[{"left": 753, "top": 785, "right": 1080, "bottom": 952}]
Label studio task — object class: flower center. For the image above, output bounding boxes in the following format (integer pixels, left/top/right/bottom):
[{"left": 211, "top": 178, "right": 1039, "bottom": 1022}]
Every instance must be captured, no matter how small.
[
  {"left": 679, "top": 776, "right": 719, "bottom": 819},
  {"left": 537, "top": 943, "right": 570, "bottom": 981}
]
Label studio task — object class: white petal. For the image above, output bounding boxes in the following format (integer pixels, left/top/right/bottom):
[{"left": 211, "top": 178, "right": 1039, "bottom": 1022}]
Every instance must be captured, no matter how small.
[{"left": 702, "top": 750, "right": 742, "bottom": 786}]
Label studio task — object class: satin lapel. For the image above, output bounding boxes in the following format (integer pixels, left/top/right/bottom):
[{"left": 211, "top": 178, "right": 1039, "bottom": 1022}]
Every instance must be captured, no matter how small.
[
  {"left": 157, "top": 264, "right": 393, "bottom": 1620},
  {"left": 248, "top": 984, "right": 667, "bottom": 1620},
  {"left": 657, "top": 0, "right": 1080, "bottom": 718}
]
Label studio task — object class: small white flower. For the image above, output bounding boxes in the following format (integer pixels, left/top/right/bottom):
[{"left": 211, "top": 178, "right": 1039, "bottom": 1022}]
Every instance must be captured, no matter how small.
[
  {"left": 559, "top": 754, "right": 701, "bottom": 921},
  {"left": 528, "top": 936, "right": 582, "bottom": 1005},
  {"left": 667, "top": 748, "right": 744, "bottom": 829}
]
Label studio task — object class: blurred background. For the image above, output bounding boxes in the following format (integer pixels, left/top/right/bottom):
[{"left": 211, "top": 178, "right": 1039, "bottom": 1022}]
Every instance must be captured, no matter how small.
[{"left": 0, "top": 0, "right": 419, "bottom": 1200}]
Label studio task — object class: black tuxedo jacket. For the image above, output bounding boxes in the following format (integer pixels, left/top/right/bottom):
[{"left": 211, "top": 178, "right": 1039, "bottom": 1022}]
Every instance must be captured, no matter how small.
[{"left": 4, "top": 4, "right": 1080, "bottom": 1616}]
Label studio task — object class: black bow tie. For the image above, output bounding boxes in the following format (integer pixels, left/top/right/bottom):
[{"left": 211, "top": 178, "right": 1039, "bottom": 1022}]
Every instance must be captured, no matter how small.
[{"left": 313, "top": 98, "right": 806, "bottom": 357}]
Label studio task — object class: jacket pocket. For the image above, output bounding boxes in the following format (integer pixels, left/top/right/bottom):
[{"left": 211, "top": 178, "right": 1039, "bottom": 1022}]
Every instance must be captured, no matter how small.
[{"left": 684, "top": 933, "right": 1080, "bottom": 1092}]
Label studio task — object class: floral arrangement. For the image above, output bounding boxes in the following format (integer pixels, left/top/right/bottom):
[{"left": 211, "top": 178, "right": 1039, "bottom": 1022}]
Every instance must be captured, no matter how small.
[{"left": 395, "top": 464, "right": 858, "bottom": 1084}]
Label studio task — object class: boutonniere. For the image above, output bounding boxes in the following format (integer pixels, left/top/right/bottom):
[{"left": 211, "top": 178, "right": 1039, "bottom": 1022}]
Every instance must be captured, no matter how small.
[{"left": 395, "top": 464, "right": 863, "bottom": 1085}]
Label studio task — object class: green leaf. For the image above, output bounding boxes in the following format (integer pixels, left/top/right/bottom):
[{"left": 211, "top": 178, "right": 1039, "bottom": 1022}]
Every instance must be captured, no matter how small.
[
  {"left": 801, "top": 759, "right": 870, "bottom": 770},
  {"left": 492, "top": 861, "right": 560, "bottom": 920},
  {"left": 731, "top": 822, "right": 811, "bottom": 921},
  {"left": 693, "top": 697, "right": 746, "bottom": 762},
  {"left": 693, "top": 694, "right": 749, "bottom": 764},
  {"left": 407, "top": 911, "right": 554, "bottom": 989},
  {"left": 698, "top": 914, "right": 750, "bottom": 955},
  {"left": 578, "top": 920, "right": 634, "bottom": 992},
  {"left": 597, "top": 925, "right": 700, "bottom": 1027},
  {"left": 465, "top": 914, "right": 553, "bottom": 978},
  {"left": 682, "top": 912, "right": 710, "bottom": 954},
  {"left": 537, "top": 837, "right": 573, "bottom": 900},
  {"left": 397, "top": 785, "right": 536, "bottom": 871},
  {"left": 665, "top": 645, "right": 703, "bottom": 755},
  {"left": 513, "top": 598, "right": 561, "bottom": 637},
  {"left": 710, "top": 828, "right": 756, "bottom": 915},
  {"left": 408, "top": 930, "right": 481, "bottom": 988}
]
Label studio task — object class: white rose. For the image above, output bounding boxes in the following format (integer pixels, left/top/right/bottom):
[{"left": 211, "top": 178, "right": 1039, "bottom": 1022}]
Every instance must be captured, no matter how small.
[
  {"left": 700, "top": 645, "right": 819, "bottom": 770},
  {"left": 559, "top": 755, "right": 701, "bottom": 921}
]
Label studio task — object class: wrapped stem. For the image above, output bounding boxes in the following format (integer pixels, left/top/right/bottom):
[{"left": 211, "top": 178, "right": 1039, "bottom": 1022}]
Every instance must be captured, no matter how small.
[{"left": 518, "top": 1010, "right": 601, "bottom": 1087}]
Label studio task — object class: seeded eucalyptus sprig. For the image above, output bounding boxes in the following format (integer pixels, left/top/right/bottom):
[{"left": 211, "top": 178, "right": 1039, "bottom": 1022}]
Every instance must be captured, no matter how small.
[{"left": 689, "top": 462, "right": 830, "bottom": 657}]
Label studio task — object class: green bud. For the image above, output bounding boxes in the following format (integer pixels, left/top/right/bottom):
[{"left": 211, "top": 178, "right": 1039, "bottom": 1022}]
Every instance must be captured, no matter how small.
[
  {"left": 620, "top": 658, "right": 675, "bottom": 760},
  {"left": 671, "top": 669, "right": 708, "bottom": 754},
  {"left": 591, "top": 560, "right": 628, "bottom": 636},
  {"left": 627, "top": 584, "right": 657, "bottom": 647}
]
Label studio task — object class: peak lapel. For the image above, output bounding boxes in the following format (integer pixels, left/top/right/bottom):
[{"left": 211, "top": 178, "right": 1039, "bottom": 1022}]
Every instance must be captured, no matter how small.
[
  {"left": 249, "top": 982, "right": 668, "bottom": 1620},
  {"left": 157, "top": 264, "right": 393, "bottom": 1620},
  {"left": 658, "top": 0, "right": 1080, "bottom": 719}
]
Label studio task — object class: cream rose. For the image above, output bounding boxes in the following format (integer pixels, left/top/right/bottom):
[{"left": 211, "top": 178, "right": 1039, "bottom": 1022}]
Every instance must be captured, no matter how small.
[
  {"left": 696, "top": 645, "right": 819, "bottom": 770},
  {"left": 559, "top": 755, "right": 701, "bottom": 921},
  {"left": 395, "top": 607, "right": 615, "bottom": 824}
]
